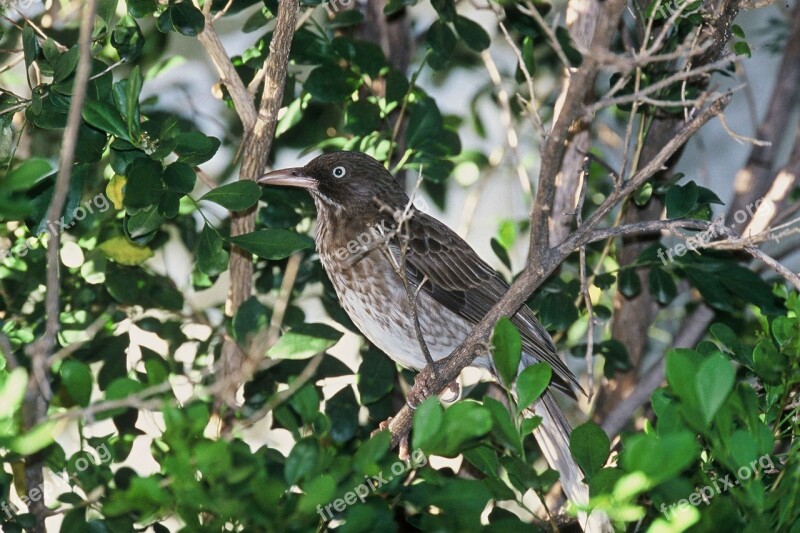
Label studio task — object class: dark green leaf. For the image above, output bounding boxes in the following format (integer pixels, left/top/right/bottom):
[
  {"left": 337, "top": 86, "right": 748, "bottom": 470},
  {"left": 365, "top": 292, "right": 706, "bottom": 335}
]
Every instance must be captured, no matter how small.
[
  {"left": 665, "top": 181, "right": 699, "bottom": 219},
  {"left": 123, "top": 158, "right": 163, "bottom": 209},
  {"left": 569, "top": 422, "right": 609, "bottom": 479},
  {"left": 618, "top": 268, "right": 642, "bottom": 298},
  {"left": 201, "top": 181, "right": 261, "bottom": 211},
  {"left": 305, "top": 64, "right": 357, "bottom": 103},
  {"left": 648, "top": 266, "right": 677, "bottom": 304},
  {"left": 427, "top": 19, "right": 456, "bottom": 57},
  {"left": 54, "top": 46, "right": 80, "bottom": 82},
  {"left": 454, "top": 16, "right": 491, "bottom": 51},
  {"left": 60, "top": 360, "right": 93, "bottom": 407},
  {"left": 163, "top": 162, "right": 196, "bottom": 194},
  {"left": 491, "top": 317, "right": 522, "bottom": 388},
  {"left": 196, "top": 224, "right": 229, "bottom": 277},
  {"left": 23, "top": 26, "right": 39, "bottom": 67},
  {"left": 82, "top": 100, "right": 131, "bottom": 141},
  {"left": 229, "top": 229, "right": 313, "bottom": 260}
]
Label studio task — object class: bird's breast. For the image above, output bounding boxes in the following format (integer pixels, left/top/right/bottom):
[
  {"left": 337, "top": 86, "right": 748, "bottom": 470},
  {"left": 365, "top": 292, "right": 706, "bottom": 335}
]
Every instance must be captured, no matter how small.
[{"left": 317, "top": 246, "right": 477, "bottom": 371}]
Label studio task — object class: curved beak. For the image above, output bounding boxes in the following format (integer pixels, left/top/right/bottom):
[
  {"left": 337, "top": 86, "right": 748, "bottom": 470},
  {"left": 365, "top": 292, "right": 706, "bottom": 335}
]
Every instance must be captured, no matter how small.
[{"left": 257, "top": 167, "right": 318, "bottom": 190}]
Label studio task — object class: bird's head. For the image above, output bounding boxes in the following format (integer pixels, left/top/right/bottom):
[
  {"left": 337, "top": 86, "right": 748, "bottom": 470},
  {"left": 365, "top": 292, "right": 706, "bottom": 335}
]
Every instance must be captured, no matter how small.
[{"left": 258, "top": 151, "right": 406, "bottom": 214}]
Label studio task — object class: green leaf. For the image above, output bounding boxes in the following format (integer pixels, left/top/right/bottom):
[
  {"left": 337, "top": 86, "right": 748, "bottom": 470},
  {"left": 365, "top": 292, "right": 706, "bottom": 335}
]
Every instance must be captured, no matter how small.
[
  {"left": 165, "top": 2, "right": 205, "bottom": 36},
  {"left": 82, "top": 100, "right": 131, "bottom": 141},
  {"left": 54, "top": 45, "right": 80, "bottom": 82},
  {"left": 305, "top": 64, "right": 357, "bottom": 103},
  {"left": 620, "top": 431, "right": 699, "bottom": 484},
  {"left": 128, "top": 0, "right": 157, "bottom": 17},
  {"left": 125, "top": 207, "right": 164, "bottom": 240},
  {"left": 648, "top": 266, "right": 676, "bottom": 304},
  {"left": 124, "top": 158, "right": 163, "bottom": 208},
  {"left": 484, "top": 395, "right": 522, "bottom": 454},
  {"left": 753, "top": 339, "right": 786, "bottom": 384},
  {"left": 491, "top": 317, "right": 521, "bottom": 388},
  {"left": 634, "top": 182, "right": 653, "bottom": 206},
  {"left": 412, "top": 398, "right": 445, "bottom": 451},
  {"left": 229, "top": 229, "right": 313, "bottom": 260},
  {"left": 427, "top": 19, "right": 456, "bottom": 57},
  {"left": 268, "top": 323, "right": 343, "bottom": 360},
  {"left": 196, "top": 224, "right": 229, "bottom": 277},
  {"left": 436, "top": 401, "right": 492, "bottom": 456},
  {"left": 618, "top": 268, "right": 642, "bottom": 298},
  {"left": 9, "top": 420, "right": 57, "bottom": 455},
  {"left": 232, "top": 296, "right": 270, "bottom": 344},
  {"left": 163, "top": 162, "right": 196, "bottom": 194},
  {"left": 0, "top": 368, "right": 28, "bottom": 419},
  {"left": 734, "top": 41, "right": 752, "bottom": 57},
  {"left": 454, "top": 16, "right": 491, "bottom": 51},
  {"left": 174, "top": 131, "right": 220, "bottom": 165},
  {"left": 516, "top": 363, "right": 551, "bottom": 412},
  {"left": 4, "top": 159, "right": 52, "bottom": 192},
  {"left": 344, "top": 100, "right": 382, "bottom": 136},
  {"left": 285, "top": 438, "right": 319, "bottom": 485},
  {"left": 327, "top": 9, "right": 365, "bottom": 28},
  {"left": 60, "top": 360, "right": 93, "bottom": 407},
  {"left": 23, "top": 26, "right": 39, "bottom": 67},
  {"left": 665, "top": 181, "right": 699, "bottom": 219},
  {"left": 112, "top": 15, "right": 145, "bottom": 63},
  {"left": 569, "top": 422, "right": 610, "bottom": 479},
  {"left": 200, "top": 181, "right": 261, "bottom": 211},
  {"left": 695, "top": 353, "right": 735, "bottom": 424},
  {"left": 431, "top": 0, "right": 456, "bottom": 21}
]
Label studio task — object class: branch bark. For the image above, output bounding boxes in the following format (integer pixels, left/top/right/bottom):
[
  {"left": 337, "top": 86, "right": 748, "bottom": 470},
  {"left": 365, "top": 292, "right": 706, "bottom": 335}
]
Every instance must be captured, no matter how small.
[
  {"left": 196, "top": 1, "right": 300, "bottom": 410},
  {"left": 21, "top": 1, "right": 97, "bottom": 530}
]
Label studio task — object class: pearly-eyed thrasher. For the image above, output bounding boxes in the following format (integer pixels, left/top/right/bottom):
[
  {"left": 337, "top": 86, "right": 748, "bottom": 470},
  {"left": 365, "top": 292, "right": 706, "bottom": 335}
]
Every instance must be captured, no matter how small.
[{"left": 259, "top": 151, "right": 609, "bottom": 531}]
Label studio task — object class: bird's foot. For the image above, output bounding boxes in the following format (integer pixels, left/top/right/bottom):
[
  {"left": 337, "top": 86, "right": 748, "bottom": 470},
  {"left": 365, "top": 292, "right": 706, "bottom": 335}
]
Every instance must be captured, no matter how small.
[
  {"left": 406, "top": 363, "right": 440, "bottom": 408},
  {"left": 440, "top": 379, "right": 460, "bottom": 404},
  {"left": 373, "top": 417, "right": 393, "bottom": 435},
  {"left": 372, "top": 417, "right": 409, "bottom": 459}
]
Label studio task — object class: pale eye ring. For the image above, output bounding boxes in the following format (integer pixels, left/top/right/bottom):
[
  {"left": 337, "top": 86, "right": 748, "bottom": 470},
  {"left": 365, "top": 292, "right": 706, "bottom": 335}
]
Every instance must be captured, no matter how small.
[{"left": 332, "top": 166, "right": 347, "bottom": 179}]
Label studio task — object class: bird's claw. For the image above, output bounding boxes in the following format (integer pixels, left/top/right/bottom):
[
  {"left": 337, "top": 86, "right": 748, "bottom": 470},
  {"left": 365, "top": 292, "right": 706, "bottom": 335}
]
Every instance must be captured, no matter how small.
[
  {"left": 440, "top": 379, "right": 460, "bottom": 404},
  {"left": 372, "top": 417, "right": 393, "bottom": 437}
]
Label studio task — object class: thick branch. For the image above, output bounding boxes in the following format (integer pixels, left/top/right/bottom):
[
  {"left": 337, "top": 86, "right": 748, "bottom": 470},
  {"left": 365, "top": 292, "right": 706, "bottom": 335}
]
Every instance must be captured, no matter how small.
[
  {"left": 217, "top": 0, "right": 299, "bottom": 409},
  {"left": 528, "top": 0, "right": 627, "bottom": 256},
  {"left": 197, "top": 15, "right": 257, "bottom": 130}
]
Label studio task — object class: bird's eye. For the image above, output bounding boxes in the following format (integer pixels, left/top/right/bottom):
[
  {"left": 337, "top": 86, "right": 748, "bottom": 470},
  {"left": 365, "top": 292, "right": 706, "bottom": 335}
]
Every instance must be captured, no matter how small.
[{"left": 332, "top": 166, "right": 347, "bottom": 179}]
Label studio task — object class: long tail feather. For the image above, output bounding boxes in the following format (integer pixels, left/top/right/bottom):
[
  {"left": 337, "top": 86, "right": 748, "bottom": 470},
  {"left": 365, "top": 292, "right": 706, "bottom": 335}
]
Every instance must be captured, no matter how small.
[{"left": 527, "top": 391, "right": 613, "bottom": 533}]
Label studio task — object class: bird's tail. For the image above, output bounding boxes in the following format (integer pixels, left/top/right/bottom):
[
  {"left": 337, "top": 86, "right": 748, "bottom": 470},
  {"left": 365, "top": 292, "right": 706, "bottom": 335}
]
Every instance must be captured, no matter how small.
[{"left": 526, "top": 391, "right": 613, "bottom": 533}]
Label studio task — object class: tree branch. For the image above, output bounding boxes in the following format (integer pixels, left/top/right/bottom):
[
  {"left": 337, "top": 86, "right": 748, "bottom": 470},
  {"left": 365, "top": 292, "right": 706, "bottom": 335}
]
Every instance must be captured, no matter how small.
[
  {"left": 216, "top": 0, "right": 300, "bottom": 412},
  {"left": 20, "top": 2, "right": 97, "bottom": 530}
]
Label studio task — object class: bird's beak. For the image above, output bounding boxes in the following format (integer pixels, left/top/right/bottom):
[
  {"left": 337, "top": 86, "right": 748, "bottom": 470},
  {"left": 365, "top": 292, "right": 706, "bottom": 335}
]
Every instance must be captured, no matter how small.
[{"left": 257, "top": 168, "right": 318, "bottom": 190}]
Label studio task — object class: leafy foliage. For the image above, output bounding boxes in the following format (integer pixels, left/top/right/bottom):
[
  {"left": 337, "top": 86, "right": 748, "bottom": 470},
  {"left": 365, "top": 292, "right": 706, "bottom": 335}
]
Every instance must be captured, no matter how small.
[{"left": 0, "top": 0, "right": 796, "bottom": 532}]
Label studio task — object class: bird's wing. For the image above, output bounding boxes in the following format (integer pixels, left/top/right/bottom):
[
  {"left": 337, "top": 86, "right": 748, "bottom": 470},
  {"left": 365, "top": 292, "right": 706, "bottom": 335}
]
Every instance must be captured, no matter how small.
[{"left": 389, "top": 210, "right": 580, "bottom": 396}]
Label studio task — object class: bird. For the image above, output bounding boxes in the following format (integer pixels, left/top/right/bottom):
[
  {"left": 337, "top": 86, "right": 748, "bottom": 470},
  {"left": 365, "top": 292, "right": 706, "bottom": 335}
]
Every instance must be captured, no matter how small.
[{"left": 258, "top": 151, "right": 609, "bottom": 532}]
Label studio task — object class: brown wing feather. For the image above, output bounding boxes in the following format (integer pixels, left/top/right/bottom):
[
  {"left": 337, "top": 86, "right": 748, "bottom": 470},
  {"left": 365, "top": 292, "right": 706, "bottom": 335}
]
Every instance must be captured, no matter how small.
[{"left": 393, "top": 211, "right": 581, "bottom": 397}]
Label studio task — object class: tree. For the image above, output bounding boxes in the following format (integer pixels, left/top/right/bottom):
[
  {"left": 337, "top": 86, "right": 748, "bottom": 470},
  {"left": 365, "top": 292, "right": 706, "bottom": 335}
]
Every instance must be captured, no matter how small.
[{"left": 1, "top": 0, "right": 799, "bottom": 531}]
